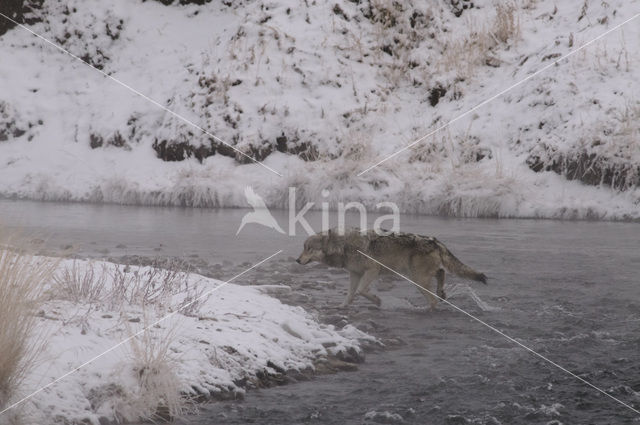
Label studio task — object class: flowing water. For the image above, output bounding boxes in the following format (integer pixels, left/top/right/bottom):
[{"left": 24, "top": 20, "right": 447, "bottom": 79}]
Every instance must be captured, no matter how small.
[{"left": 1, "top": 199, "right": 639, "bottom": 424}]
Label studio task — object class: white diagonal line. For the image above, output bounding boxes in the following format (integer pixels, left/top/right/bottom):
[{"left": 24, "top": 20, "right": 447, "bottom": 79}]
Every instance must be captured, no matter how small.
[
  {"left": 0, "top": 12, "right": 283, "bottom": 177},
  {"left": 357, "top": 11, "right": 640, "bottom": 176},
  {"left": 356, "top": 249, "right": 640, "bottom": 416},
  {"left": 0, "top": 250, "right": 282, "bottom": 416}
]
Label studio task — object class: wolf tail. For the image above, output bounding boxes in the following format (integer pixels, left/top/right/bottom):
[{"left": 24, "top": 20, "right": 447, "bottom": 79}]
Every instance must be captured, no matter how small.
[{"left": 436, "top": 240, "right": 487, "bottom": 284}]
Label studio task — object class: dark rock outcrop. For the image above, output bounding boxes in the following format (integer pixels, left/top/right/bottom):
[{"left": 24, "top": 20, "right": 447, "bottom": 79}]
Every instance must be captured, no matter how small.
[
  {"left": 527, "top": 149, "right": 640, "bottom": 191},
  {"left": 0, "top": 0, "right": 25, "bottom": 36}
]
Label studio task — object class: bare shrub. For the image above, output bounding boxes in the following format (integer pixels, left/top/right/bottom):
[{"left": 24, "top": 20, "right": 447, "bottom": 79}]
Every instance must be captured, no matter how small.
[
  {"left": 52, "top": 260, "right": 108, "bottom": 304},
  {"left": 117, "top": 320, "right": 190, "bottom": 422},
  {"left": 340, "top": 131, "right": 375, "bottom": 162},
  {"left": 527, "top": 101, "right": 640, "bottom": 191},
  {"left": 440, "top": 2, "right": 519, "bottom": 78},
  {"left": 0, "top": 233, "right": 57, "bottom": 410},
  {"left": 409, "top": 128, "right": 491, "bottom": 171},
  {"left": 439, "top": 21, "right": 493, "bottom": 79},
  {"left": 173, "top": 282, "right": 209, "bottom": 318},
  {"left": 51, "top": 258, "right": 207, "bottom": 318},
  {"left": 355, "top": 0, "right": 437, "bottom": 89},
  {"left": 107, "top": 259, "right": 190, "bottom": 312},
  {"left": 492, "top": 2, "right": 519, "bottom": 44},
  {"left": 613, "top": 101, "right": 640, "bottom": 138}
]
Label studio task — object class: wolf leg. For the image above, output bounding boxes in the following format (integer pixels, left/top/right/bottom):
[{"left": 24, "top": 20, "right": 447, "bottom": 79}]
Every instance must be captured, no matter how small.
[
  {"left": 341, "top": 271, "right": 362, "bottom": 307},
  {"left": 436, "top": 269, "right": 446, "bottom": 300},
  {"left": 417, "top": 274, "right": 437, "bottom": 309},
  {"left": 359, "top": 288, "right": 382, "bottom": 306},
  {"left": 356, "top": 269, "right": 381, "bottom": 306}
]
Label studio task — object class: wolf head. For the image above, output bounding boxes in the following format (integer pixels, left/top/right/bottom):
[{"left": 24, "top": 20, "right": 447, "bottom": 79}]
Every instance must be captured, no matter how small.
[{"left": 296, "top": 229, "right": 346, "bottom": 267}]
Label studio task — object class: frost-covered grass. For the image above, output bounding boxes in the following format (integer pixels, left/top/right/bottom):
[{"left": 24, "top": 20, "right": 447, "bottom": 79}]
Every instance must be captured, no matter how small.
[
  {"left": 120, "top": 321, "right": 187, "bottom": 422},
  {"left": 5, "top": 258, "right": 372, "bottom": 425},
  {"left": 0, "top": 0, "right": 639, "bottom": 219},
  {"left": 0, "top": 233, "right": 57, "bottom": 415}
]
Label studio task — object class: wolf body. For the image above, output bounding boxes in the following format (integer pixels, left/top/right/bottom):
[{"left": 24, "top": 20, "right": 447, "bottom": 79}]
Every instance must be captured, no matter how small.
[{"left": 296, "top": 228, "right": 487, "bottom": 308}]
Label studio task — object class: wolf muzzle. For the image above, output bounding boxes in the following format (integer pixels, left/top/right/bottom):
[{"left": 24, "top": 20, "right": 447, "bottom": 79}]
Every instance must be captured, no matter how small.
[{"left": 296, "top": 256, "right": 310, "bottom": 265}]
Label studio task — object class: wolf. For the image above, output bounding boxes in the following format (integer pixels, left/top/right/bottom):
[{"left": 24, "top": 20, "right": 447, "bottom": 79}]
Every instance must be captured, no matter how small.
[{"left": 296, "top": 228, "right": 487, "bottom": 308}]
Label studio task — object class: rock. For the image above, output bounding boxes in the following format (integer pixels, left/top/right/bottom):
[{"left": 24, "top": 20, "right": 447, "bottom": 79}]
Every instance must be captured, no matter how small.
[
  {"left": 335, "top": 346, "right": 365, "bottom": 363},
  {"left": 0, "top": 0, "right": 24, "bottom": 36}
]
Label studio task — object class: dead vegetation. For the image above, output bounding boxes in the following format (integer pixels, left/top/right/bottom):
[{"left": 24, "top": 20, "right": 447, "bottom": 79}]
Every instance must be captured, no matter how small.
[
  {"left": 116, "top": 321, "right": 190, "bottom": 422},
  {"left": 49, "top": 258, "right": 207, "bottom": 422},
  {"left": 527, "top": 137, "right": 640, "bottom": 191},
  {"left": 53, "top": 260, "right": 108, "bottom": 304},
  {"left": 492, "top": 2, "right": 520, "bottom": 44},
  {"left": 527, "top": 88, "right": 640, "bottom": 191},
  {"left": 0, "top": 231, "right": 57, "bottom": 411},
  {"left": 408, "top": 127, "right": 491, "bottom": 172},
  {"left": 440, "top": 1, "right": 520, "bottom": 79},
  {"left": 52, "top": 258, "right": 207, "bottom": 315},
  {"left": 152, "top": 1, "right": 524, "bottom": 165}
]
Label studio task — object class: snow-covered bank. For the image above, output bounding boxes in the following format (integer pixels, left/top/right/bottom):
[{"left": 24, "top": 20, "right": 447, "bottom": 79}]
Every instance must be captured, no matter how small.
[
  {"left": 0, "top": 0, "right": 639, "bottom": 219},
  {"left": 9, "top": 258, "right": 373, "bottom": 425}
]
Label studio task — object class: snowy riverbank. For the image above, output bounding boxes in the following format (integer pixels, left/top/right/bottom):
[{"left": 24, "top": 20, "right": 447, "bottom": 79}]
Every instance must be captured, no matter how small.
[
  {"left": 7, "top": 258, "right": 373, "bottom": 425},
  {"left": 0, "top": 0, "right": 639, "bottom": 219}
]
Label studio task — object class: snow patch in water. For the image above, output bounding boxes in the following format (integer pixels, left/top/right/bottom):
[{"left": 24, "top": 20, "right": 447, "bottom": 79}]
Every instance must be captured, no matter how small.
[
  {"left": 512, "top": 402, "right": 564, "bottom": 417},
  {"left": 539, "top": 403, "right": 563, "bottom": 416},
  {"left": 364, "top": 410, "right": 405, "bottom": 423}
]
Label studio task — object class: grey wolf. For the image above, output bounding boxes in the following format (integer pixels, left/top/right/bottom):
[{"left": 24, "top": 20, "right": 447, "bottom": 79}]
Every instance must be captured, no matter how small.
[
  {"left": 236, "top": 186, "right": 285, "bottom": 235},
  {"left": 296, "top": 228, "right": 487, "bottom": 308}
]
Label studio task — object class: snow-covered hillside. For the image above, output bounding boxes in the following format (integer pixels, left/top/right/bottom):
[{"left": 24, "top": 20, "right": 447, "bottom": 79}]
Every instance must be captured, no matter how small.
[{"left": 0, "top": 0, "right": 639, "bottom": 219}]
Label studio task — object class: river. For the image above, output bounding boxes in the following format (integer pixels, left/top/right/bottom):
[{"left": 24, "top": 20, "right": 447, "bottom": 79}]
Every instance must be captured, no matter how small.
[{"left": 1, "top": 199, "right": 639, "bottom": 424}]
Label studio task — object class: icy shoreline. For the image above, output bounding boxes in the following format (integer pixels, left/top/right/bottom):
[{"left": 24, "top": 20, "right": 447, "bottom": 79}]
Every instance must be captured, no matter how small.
[
  {"left": 0, "top": 152, "right": 638, "bottom": 222},
  {"left": 10, "top": 258, "right": 374, "bottom": 425}
]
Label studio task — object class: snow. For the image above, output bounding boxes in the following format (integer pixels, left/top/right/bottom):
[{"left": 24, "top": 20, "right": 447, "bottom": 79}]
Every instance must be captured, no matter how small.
[
  {"left": 0, "top": 0, "right": 639, "bottom": 219},
  {"left": 9, "top": 258, "right": 373, "bottom": 425},
  {"left": 364, "top": 410, "right": 405, "bottom": 423}
]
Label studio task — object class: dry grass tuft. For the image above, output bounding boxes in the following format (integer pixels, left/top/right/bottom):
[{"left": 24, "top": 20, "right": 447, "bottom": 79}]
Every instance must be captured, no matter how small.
[
  {"left": 119, "top": 320, "right": 190, "bottom": 422},
  {"left": 52, "top": 258, "right": 207, "bottom": 316},
  {"left": 52, "top": 260, "right": 108, "bottom": 304},
  {"left": 440, "top": 2, "right": 520, "bottom": 79},
  {"left": 0, "top": 232, "right": 57, "bottom": 410},
  {"left": 492, "top": 2, "right": 520, "bottom": 44},
  {"left": 408, "top": 127, "right": 491, "bottom": 172}
]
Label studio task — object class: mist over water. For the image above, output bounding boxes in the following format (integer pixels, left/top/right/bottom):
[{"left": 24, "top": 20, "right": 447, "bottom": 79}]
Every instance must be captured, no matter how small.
[{"left": 1, "top": 199, "right": 639, "bottom": 424}]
